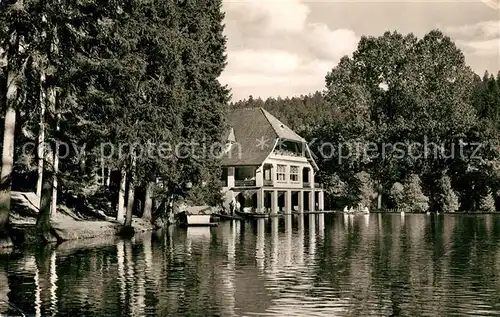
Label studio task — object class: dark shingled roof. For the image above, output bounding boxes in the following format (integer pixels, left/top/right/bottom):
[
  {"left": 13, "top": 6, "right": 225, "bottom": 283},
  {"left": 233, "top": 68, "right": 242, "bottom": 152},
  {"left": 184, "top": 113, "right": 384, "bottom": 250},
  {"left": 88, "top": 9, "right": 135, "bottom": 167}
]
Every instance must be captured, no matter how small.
[
  {"left": 221, "top": 108, "right": 275, "bottom": 166},
  {"left": 221, "top": 108, "right": 308, "bottom": 166}
]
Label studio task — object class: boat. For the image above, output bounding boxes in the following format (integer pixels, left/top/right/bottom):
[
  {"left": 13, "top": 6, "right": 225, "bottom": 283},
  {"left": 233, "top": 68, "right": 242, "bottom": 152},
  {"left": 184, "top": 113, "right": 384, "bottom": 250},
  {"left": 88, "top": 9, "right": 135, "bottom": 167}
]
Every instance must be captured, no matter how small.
[
  {"left": 213, "top": 213, "right": 243, "bottom": 221},
  {"left": 177, "top": 206, "right": 218, "bottom": 227},
  {"left": 235, "top": 210, "right": 269, "bottom": 219}
]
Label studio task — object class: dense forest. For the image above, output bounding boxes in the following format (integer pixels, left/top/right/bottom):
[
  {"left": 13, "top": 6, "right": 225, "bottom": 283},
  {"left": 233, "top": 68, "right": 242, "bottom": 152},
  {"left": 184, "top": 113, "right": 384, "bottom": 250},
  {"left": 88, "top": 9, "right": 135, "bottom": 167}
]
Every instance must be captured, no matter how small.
[
  {"left": 233, "top": 31, "right": 500, "bottom": 213},
  {"left": 0, "top": 0, "right": 229, "bottom": 245}
]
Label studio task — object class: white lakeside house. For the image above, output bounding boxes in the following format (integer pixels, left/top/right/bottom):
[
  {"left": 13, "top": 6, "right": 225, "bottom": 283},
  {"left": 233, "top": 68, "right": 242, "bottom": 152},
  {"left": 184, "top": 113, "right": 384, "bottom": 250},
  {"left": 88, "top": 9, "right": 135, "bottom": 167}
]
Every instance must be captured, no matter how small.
[{"left": 220, "top": 107, "right": 325, "bottom": 213}]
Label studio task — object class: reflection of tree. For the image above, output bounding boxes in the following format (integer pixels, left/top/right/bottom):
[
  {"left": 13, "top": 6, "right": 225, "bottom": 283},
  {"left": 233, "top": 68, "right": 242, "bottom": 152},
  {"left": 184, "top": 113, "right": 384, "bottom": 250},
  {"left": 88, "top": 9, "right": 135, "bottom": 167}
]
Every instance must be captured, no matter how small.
[
  {"left": 116, "top": 240, "right": 126, "bottom": 311},
  {"left": 0, "top": 256, "right": 12, "bottom": 316},
  {"left": 5, "top": 213, "right": 500, "bottom": 316},
  {"left": 35, "top": 246, "right": 53, "bottom": 317}
]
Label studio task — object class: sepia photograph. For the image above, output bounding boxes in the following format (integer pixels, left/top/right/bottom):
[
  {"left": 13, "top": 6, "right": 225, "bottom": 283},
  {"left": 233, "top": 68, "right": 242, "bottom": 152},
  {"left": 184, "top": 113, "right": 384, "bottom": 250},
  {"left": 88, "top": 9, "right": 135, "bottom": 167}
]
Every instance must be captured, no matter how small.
[{"left": 0, "top": 0, "right": 499, "bottom": 316}]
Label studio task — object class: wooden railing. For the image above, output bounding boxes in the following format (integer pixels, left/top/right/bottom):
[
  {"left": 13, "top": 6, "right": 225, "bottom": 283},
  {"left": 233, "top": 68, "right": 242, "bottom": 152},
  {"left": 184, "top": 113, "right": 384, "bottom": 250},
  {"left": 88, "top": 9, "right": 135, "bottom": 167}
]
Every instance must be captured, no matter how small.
[
  {"left": 234, "top": 179, "right": 256, "bottom": 187},
  {"left": 263, "top": 179, "right": 273, "bottom": 186}
]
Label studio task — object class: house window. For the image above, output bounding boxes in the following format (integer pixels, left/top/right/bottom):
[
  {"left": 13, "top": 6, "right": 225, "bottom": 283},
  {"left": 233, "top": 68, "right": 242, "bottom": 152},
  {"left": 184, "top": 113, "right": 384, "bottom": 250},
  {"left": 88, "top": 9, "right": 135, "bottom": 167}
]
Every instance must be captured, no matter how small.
[
  {"left": 290, "top": 166, "right": 299, "bottom": 182},
  {"left": 277, "top": 165, "right": 286, "bottom": 181},
  {"left": 264, "top": 168, "right": 272, "bottom": 180}
]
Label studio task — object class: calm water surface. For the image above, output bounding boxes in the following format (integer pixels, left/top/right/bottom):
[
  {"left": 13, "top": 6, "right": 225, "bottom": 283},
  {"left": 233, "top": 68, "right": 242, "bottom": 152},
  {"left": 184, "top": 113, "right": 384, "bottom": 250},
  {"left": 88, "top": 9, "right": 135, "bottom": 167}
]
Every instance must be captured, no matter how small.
[{"left": 1, "top": 213, "right": 500, "bottom": 316}]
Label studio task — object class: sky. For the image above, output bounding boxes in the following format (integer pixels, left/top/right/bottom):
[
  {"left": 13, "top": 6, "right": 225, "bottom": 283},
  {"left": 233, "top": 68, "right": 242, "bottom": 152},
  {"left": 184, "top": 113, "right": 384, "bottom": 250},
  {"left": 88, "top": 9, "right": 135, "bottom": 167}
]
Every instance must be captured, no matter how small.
[{"left": 219, "top": 0, "right": 500, "bottom": 101}]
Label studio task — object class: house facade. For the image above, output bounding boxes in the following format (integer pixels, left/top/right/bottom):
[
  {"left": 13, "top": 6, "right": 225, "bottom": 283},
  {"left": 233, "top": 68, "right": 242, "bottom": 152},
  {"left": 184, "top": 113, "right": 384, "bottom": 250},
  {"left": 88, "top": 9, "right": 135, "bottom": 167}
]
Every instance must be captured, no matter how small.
[{"left": 221, "top": 108, "right": 324, "bottom": 213}]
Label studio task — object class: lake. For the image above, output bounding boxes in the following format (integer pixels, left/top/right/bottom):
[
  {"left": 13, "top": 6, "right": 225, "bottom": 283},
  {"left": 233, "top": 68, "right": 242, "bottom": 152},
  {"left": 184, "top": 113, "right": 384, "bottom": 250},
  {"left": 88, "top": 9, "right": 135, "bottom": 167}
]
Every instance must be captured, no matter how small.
[{"left": 1, "top": 213, "right": 500, "bottom": 316}]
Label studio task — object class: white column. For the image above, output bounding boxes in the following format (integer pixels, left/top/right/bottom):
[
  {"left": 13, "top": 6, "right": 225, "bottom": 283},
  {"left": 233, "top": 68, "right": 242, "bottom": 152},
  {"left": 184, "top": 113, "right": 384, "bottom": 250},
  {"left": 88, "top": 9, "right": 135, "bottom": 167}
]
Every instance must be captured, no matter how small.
[
  {"left": 271, "top": 190, "right": 278, "bottom": 214},
  {"left": 318, "top": 191, "right": 324, "bottom": 211},
  {"left": 285, "top": 190, "right": 292, "bottom": 213},
  {"left": 309, "top": 191, "right": 315, "bottom": 212},
  {"left": 256, "top": 188, "right": 264, "bottom": 213},
  {"left": 310, "top": 170, "right": 315, "bottom": 189}
]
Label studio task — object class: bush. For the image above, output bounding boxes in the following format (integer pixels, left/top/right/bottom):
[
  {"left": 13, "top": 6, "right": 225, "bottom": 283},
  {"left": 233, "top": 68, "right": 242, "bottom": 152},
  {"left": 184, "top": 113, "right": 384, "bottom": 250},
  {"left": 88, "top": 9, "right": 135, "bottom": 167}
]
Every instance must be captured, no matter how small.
[
  {"left": 390, "top": 182, "right": 404, "bottom": 209},
  {"left": 438, "top": 175, "right": 459, "bottom": 213},
  {"left": 355, "top": 171, "right": 377, "bottom": 208},
  {"left": 401, "top": 174, "right": 429, "bottom": 212},
  {"left": 479, "top": 191, "right": 496, "bottom": 212}
]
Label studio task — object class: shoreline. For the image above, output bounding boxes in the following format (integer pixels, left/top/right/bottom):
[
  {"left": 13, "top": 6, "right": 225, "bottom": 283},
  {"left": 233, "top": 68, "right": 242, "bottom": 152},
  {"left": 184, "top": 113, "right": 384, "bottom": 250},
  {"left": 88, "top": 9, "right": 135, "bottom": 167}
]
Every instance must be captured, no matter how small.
[
  {"left": 1, "top": 191, "right": 156, "bottom": 249},
  {"left": 7, "top": 216, "right": 155, "bottom": 248}
]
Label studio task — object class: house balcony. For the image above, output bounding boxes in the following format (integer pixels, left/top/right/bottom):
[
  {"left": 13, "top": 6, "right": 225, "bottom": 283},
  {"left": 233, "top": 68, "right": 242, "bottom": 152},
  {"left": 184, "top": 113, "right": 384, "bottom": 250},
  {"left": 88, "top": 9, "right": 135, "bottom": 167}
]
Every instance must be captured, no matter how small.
[
  {"left": 264, "top": 179, "right": 273, "bottom": 186},
  {"left": 303, "top": 182, "right": 311, "bottom": 188},
  {"left": 235, "top": 179, "right": 256, "bottom": 187}
]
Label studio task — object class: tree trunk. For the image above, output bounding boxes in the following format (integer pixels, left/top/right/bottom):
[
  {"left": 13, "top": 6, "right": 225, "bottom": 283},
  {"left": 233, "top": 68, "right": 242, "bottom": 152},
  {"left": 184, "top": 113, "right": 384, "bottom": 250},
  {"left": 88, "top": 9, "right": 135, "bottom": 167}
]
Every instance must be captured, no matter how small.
[
  {"left": 142, "top": 182, "right": 153, "bottom": 221},
  {"left": 101, "top": 161, "right": 105, "bottom": 186},
  {"left": 106, "top": 169, "right": 111, "bottom": 187},
  {"left": 79, "top": 154, "right": 85, "bottom": 175},
  {"left": 36, "top": 74, "right": 45, "bottom": 201},
  {"left": 124, "top": 157, "right": 136, "bottom": 227},
  {"left": 377, "top": 193, "right": 382, "bottom": 210},
  {"left": 0, "top": 68, "right": 17, "bottom": 247},
  {"left": 117, "top": 166, "right": 127, "bottom": 224},
  {"left": 50, "top": 113, "right": 60, "bottom": 218},
  {"left": 37, "top": 157, "right": 53, "bottom": 243}
]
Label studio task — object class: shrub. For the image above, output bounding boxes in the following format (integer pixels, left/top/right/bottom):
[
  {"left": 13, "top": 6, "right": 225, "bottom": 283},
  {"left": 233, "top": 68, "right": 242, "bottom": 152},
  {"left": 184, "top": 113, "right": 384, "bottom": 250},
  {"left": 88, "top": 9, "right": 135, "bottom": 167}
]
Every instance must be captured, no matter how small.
[
  {"left": 401, "top": 174, "right": 429, "bottom": 212},
  {"left": 355, "top": 171, "right": 377, "bottom": 208},
  {"left": 438, "top": 175, "right": 459, "bottom": 213},
  {"left": 479, "top": 190, "right": 496, "bottom": 212},
  {"left": 390, "top": 182, "right": 404, "bottom": 209}
]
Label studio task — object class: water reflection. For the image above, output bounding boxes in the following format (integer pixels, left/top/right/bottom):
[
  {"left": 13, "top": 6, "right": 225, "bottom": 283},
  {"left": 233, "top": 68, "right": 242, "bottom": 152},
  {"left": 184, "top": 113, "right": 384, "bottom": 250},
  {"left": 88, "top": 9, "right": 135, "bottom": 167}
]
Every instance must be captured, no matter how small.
[
  {"left": 1, "top": 214, "right": 500, "bottom": 316},
  {"left": 297, "top": 215, "right": 304, "bottom": 265},
  {"left": 318, "top": 213, "right": 325, "bottom": 238},
  {"left": 34, "top": 256, "right": 41, "bottom": 317},
  {"left": 117, "top": 240, "right": 126, "bottom": 306},
  {"left": 49, "top": 250, "right": 57, "bottom": 316},
  {"left": 269, "top": 217, "right": 279, "bottom": 278},
  {"left": 285, "top": 215, "right": 292, "bottom": 266},
  {"left": 309, "top": 214, "right": 316, "bottom": 261},
  {"left": 223, "top": 221, "right": 236, "bottom": 316},
  {"left": 256, "top": 218, "right": 265, "bottom": 270}
]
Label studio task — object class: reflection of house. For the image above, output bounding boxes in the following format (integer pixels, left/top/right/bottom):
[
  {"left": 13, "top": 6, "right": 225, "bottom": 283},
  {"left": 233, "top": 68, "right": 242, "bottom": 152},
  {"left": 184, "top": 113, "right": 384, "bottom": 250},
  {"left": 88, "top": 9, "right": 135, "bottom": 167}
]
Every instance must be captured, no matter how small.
[{"left": 221, "top": 108, "right": 324, "bottom": 213}]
